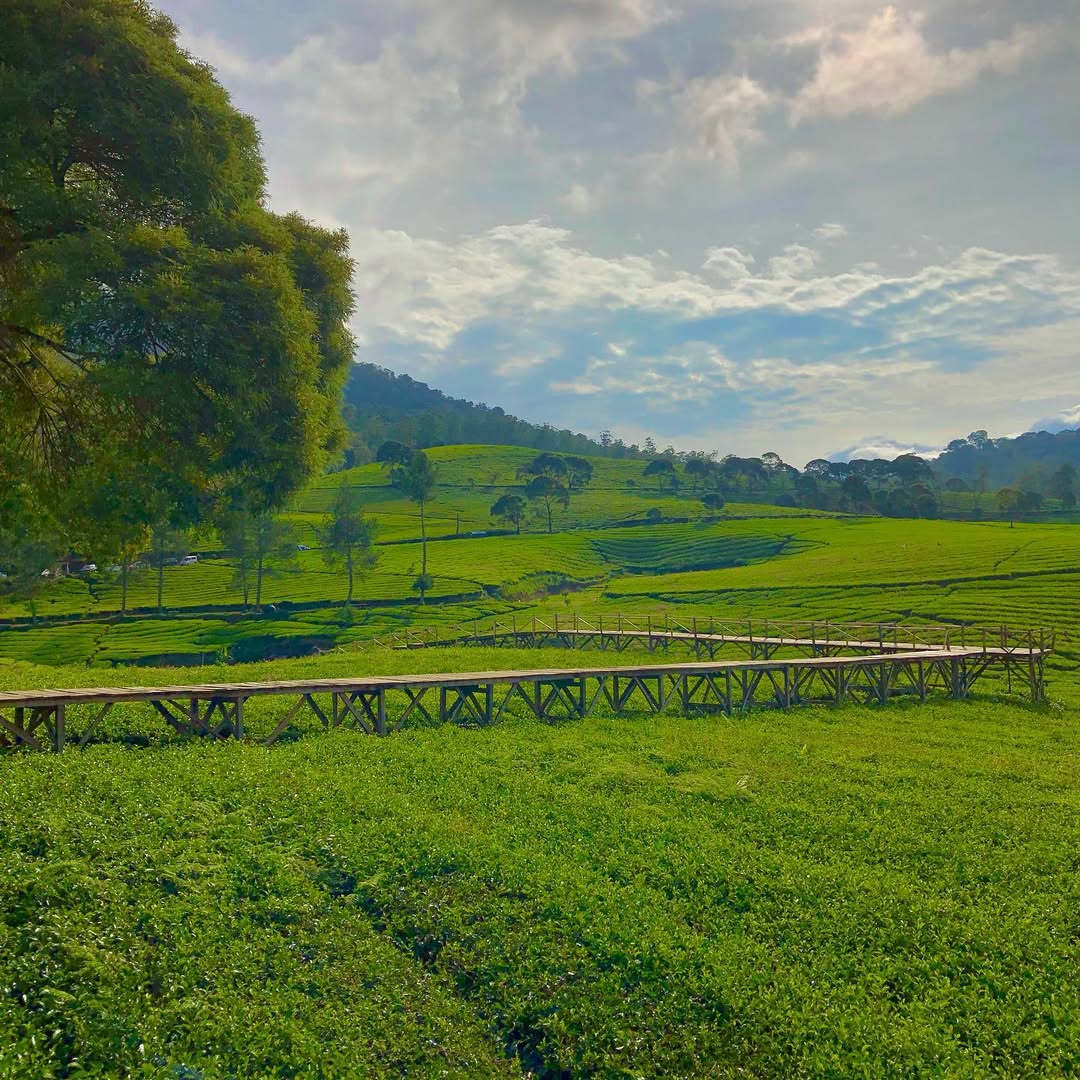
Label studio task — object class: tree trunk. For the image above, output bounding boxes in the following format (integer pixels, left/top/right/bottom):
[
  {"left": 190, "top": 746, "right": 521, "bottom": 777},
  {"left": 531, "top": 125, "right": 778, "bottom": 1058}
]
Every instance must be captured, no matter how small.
[
  {"left": 515, "top": 518, "right": 521, "bottom": 535},
  {"left": 156, "top": 561, "right": 164, "bottom": 615},
  {"left": 547, "top": 503, "right": 553, "bottom": 533},
  {"left": 419, "top": 500, "right": 427, "bottom": 604},
  {"left": 346, "top": 551, "right": 354, "bottom": 606},
  {"left": 120, "top": 558, "right": 129, "bottom": 616},
  {"left": 255, "top": 552, "right": 264, "bottom": 612}
]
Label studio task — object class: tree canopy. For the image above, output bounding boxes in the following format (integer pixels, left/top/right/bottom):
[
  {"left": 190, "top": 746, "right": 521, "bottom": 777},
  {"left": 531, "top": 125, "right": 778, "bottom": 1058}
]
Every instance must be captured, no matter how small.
[
  {"left": 524, "top": 475, "right": 570, "bottom": 533},
  {"left": 1, "top": 0, "right": 354, "bottom": 543},
  {"left": 490, "top": 493, "right": 528, "bottom": 534}
]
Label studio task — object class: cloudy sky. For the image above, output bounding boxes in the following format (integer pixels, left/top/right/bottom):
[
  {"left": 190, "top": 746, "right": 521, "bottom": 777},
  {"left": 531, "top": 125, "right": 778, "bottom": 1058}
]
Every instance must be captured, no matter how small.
[{"left": 164, "top": 0, "right": 1079, "bottom": 463}]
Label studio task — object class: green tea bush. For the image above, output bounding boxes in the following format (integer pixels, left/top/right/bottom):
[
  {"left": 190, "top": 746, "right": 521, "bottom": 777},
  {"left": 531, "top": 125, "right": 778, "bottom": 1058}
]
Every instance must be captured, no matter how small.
[{"left": 1, "top": 698, "right": 1077, "bottom": 1076}]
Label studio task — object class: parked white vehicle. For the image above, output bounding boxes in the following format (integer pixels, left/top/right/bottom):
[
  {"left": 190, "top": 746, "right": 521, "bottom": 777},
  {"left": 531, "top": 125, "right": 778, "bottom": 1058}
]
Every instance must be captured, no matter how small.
[{"left": 178, "top": 555, "right": 199, "bottom": 566}]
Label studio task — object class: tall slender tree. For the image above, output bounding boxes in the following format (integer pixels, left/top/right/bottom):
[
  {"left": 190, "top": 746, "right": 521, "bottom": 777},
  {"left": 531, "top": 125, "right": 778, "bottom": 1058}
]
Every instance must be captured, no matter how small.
[
  {"left": 222, "top": 513, "right": 297, "bottom": 611},
  {"left": 146, "top": 525, "right": 188, "bottom": 616},
  {"left": 396, "top": 451, "right": 438, "bottom": 603}
]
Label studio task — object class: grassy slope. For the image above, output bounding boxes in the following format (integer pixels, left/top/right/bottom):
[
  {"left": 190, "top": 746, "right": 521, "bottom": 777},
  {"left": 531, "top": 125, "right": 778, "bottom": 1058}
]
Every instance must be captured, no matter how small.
[
  {"left": 0, "top": 445, "right": 822, "bottom": 621},
  {"left": 1, "top": 695, "right": 1077, "bottom": 1077},
  {"left": 1, "top": 511, "right": 1075, "bottom": 677}
]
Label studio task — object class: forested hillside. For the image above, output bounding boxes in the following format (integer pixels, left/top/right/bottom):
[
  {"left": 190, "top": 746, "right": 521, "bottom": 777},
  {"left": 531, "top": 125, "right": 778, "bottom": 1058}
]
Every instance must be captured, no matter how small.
[
  {"left": 933, "top": 428, "right": 1080, "bottom": 492},
  {"left": 341, "top": 366, "right": 1080, "bottom": 505},
  {"left": 341, "top": 363, "right": 639, "bottom": 463}
]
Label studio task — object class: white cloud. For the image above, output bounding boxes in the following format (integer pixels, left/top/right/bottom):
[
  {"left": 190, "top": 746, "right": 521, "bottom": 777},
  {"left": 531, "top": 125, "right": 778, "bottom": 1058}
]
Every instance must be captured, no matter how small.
[
  {"left": 182, "top": 0, "right": 676, "bottom": 216},
  {"left": 789, "top": 6, "right": 1053, "bottom": 122},
  {"left": 168, "top": 0, "right": 1080, "bottom": 459},
  {"left": 680, "top": 74, "right": 775, "bottom": 171},
  {"left": 813, "top": 222, "right": 848, "bottom": 241},
  {"left": 1029, "top": 405, "right": 1080, "bottom": 433},
  {"left": 828, "top": 436, "right": 944, "bottom": 462},
  {"left": 560, "top": 182, "right": 604, "bottom": 215},
  {"left": 352, "top": 220, "right": 1080, "bottom": 353},
  {"left": 767, "top": 243, "right": 818, "bottom": 280},
  {"left": 703, "top": 246, "right": 756, "bottom": 281}
]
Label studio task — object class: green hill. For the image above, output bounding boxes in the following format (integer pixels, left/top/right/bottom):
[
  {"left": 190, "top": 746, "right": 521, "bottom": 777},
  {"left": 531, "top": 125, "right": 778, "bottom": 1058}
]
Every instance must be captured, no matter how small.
[{"left": 342, "top": 363, "right": 635, "bottom": 461}]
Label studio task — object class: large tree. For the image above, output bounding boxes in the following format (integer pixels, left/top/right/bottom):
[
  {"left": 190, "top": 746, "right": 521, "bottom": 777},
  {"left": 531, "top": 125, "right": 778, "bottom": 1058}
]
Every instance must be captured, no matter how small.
[
  {"left": 1, "top": 0, "right": 354, "bottom": 536},
  {"left": 562, "top": 456, "right": 593, "bottom": 490},
  {"left": 525, "top": 475, "right": 569, "bottom": 533},
  {"left": 683, "top": 456, "right": 711, "bottom": 493},
  {"left": 643, "top": 458, "right": 675, "bottom": 492},
  {"left": 518, "top": 452, "right": 568, "bottom": 482},
  {"left": 490, "top": 493, "right": 528, "bottom": 534}
]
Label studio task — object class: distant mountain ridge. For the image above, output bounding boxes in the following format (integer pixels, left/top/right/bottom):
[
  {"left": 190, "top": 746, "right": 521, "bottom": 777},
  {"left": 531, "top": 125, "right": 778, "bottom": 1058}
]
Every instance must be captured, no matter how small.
[{"left": 342, "top": 363, "right": 1080, "bottom": 495}]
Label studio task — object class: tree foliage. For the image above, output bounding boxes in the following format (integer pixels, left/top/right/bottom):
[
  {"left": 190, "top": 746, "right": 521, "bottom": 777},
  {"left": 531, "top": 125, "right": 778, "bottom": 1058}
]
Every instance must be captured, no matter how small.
[
  {"left": 396, "top": 451, "right": 437, "bottom": 602},
  {"left": 518, "top": 453, "right": 568, "bottom": 482},
  {"left": 642, "top": 458, "right": 675, "bottom": 491},
  {"left": 375, "top": 441, "right": 413, "bottom": 480},
  {"left": 340, "top": 363, "right": 632, "bottom": 465},
  {"left": 222, "top": 512, "right": 297, "bottom": 611},
  {"left": 490, "top": 494, "right": 528, "bottom": 534},
  {"left": 524, "top": 475, "right": 570, "bottom": 534},
  {"left": 1, "top": 0, "right": 355, "bottom": 537},
  {"left": 562, "top": 456, "right": 593, "bottom": 490},
  {"left": 319, "top": 485, "right": 378, "bottom": 607}
]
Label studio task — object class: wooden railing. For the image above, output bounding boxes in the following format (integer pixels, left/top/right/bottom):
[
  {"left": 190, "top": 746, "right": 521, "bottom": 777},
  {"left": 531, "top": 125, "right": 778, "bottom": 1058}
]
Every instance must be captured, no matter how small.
[{"left": 370, "top": 615, "right": 1054, "bottom": 656}]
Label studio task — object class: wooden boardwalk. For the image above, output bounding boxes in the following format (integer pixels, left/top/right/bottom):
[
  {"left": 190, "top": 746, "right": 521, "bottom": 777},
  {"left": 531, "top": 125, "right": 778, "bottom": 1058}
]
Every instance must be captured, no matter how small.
[
  {"left": 0, "top": 635, "right": 1049, "bottom": 752},
  {"left": 374, "top": 615, "right": 1054, "bottom": 661}
]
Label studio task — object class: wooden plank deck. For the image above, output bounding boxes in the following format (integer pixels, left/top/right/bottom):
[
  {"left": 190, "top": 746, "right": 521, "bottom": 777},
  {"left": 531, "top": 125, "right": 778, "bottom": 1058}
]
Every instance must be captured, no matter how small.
[
  {"left": 0, "top": 646, "right": 996, "bottom": 708},
  {"left": 0, "top": 639, "right": 1049, "bottom": 753}
]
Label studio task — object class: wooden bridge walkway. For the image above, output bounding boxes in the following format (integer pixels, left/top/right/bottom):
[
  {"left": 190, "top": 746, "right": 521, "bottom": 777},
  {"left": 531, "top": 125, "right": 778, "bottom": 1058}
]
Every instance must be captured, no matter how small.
[
  {"left": 374, "top": 615, "right": 1054, "bottom": 661},
  {"left": 0, "top": 635, "right": 1049, "bottom": 752}
]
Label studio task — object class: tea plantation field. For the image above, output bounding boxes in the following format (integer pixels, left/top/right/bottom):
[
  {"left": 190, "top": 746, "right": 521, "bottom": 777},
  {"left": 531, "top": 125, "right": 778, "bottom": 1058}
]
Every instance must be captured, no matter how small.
[
  {"left": 0, "top": 444, "right": 826, "bottom": 626},
  {"left": 2, "top": 498, "right": 1079, "bottom": 1073},
  {"left": 2, "top": 510, "right": 1077, "bottom": 683},
  {"left": 1, "top": 663, "right": 1077, "bottom": 1076}
]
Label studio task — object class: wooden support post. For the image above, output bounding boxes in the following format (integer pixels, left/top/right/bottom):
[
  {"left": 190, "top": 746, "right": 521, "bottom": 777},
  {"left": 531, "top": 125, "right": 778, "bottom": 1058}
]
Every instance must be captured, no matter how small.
[
  {"left": 234, "top": 697, "right": 244, "bottom": 740},
  {"left": 376, "top": 689, "right": 387, "bottom": 735},
  {"left": 1028, "top": 653, "right": 1041, "bottom": 702},
  {"left": 52, "top": 705, "right": 65, "bottom": 752},
  {"left": 949, "top": 658, "right": 963, "bottom": 699}
]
